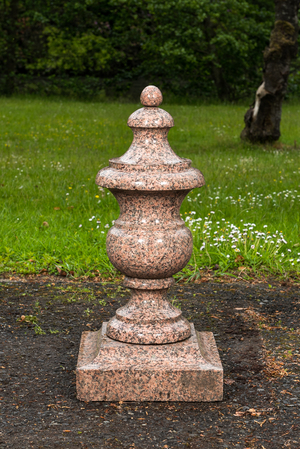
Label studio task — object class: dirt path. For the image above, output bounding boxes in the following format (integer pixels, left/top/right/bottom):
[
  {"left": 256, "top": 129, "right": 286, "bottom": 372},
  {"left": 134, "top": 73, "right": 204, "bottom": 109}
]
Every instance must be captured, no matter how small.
[{"left": 0, "top": 278, "right": 299, "bottom": 448}]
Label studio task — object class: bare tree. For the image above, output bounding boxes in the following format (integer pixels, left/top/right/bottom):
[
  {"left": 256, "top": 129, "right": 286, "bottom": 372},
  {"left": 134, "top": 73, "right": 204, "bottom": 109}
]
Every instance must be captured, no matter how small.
[{"left": 241, "top": 0, "right": 300, "bottom": 143}]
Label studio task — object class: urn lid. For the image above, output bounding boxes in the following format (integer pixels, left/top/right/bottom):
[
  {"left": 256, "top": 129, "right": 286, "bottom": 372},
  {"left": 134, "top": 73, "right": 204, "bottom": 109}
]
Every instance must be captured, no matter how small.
[{"left": 96, "top": 86, "right": 205, "bottom": 191}]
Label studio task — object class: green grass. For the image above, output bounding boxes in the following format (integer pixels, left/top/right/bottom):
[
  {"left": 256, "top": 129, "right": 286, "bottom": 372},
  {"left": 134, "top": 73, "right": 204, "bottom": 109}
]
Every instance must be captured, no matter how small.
[{"left": 0, "top": 96, "right": 299, "bottom": 279}]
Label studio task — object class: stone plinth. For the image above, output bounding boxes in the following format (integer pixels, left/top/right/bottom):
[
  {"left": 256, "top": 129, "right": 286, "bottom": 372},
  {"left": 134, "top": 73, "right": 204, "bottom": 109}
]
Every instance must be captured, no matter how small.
[{"left": 77, "top": 323, "right": 223, "bottom": 402}]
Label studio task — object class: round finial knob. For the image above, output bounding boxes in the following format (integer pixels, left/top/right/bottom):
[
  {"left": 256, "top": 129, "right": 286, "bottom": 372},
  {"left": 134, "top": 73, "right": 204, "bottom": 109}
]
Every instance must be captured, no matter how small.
[{"left": 140, "top": 85, "right": 163, "bottom": 107}]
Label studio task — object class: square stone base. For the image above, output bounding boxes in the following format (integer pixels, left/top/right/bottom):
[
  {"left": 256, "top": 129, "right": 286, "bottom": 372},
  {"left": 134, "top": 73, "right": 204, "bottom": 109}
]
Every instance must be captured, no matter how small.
[{"left": 76, "top": 323, "right": 223, "bottom": 402}]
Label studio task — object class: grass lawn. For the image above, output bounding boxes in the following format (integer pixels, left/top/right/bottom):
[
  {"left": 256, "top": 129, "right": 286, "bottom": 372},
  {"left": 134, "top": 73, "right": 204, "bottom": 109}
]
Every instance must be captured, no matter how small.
[{"left": 0, "top": 96, "right": 299, "bottom": 279}]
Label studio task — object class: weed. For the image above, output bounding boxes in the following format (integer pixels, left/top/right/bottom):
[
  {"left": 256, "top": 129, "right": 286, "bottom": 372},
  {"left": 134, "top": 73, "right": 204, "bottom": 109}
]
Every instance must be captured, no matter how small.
[
  {"left": 103, "top": 285, "right": 128, "bottom": 299},
  {"left": 86, "top": 292, "right": 96, "bottom": 302},
  {"left": 34, "top": 325, "right": 46, "bottom": 335},
  {"left": 84, "top": 308, "right": 92, "bottom": 317},
  {"left": 17, "top": 314, "right": 46, "bottom": 335},
  {"left": 171, "top": 296, "right": 181, "bottom": 309},
  {"left": 65, "top": 295, "right": 79, "bottom": 303},
  {"left": 33, "top": 300, "right": 41, "bottom": 313},
  {"left": 18, "top": 314, "right": 37, "bottom": 324},
  {"left": 206, "top": 301, "right": 212, "bottom": 315}
]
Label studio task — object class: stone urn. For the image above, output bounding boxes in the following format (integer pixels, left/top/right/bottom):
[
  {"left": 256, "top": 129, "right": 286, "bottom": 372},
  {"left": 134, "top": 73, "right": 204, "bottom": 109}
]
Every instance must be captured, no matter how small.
[
  {"left": 76, "top": 86, "right": 223, "bottom": 402},
  {"left": 96, "top": 85, "right": 204, "bottom": 344}
]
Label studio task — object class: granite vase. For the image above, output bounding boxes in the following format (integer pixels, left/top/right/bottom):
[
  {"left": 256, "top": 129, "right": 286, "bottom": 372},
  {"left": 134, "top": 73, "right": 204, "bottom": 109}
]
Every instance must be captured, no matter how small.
[{"left": 76, "top": 86, "right": 223, "bottom": 401}]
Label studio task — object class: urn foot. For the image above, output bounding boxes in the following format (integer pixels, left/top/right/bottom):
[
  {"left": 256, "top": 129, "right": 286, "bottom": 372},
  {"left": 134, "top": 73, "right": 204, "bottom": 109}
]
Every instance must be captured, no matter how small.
[
  {"left": 106, "top": 282, "right": 191, "bottom": 344},
  {"left": 107, "top": 314, "right": 191, "bottom": 345}
]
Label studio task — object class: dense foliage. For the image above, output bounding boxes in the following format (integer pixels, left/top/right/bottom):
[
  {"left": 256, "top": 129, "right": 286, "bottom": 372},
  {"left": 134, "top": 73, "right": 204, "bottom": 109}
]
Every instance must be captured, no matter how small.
[{"left": 0, "top": 0, "right": 298, "bottom": 99}]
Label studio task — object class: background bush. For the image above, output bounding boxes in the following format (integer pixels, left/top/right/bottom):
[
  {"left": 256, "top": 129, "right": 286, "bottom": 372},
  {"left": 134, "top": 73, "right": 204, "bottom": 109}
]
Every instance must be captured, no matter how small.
[{"left": 2, "top": 0, "right": 299, "bottom": 100}]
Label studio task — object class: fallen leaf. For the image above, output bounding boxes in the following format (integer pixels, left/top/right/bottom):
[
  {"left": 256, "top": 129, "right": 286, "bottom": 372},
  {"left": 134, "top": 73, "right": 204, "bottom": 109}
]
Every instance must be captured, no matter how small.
[
  {"left": 234, "top": 411, "right": 245, "bottom": 417},
  {"left": 254, "top": 420, "right": 266, "bottom": 427},
  {"left": 56, "top": 266, "right": 67, "bottom": 276},
  {"left": 280, "top": 390, "right": 293, "bottom": 395},
  {"left": 54, "top": 207, "right": 60, "bottom": 210},
  {"left": 248, "top": 408, "right": 261, "bottom": 416},
  {"left": 224, "top": 379, "right": 235, "bottom": 385}
]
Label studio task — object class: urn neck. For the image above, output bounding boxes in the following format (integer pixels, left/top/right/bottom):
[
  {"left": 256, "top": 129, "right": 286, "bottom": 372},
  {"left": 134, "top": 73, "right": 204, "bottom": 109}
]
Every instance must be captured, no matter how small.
[{"left": 111, "top": 190, "right": 188, "bottom": 230}]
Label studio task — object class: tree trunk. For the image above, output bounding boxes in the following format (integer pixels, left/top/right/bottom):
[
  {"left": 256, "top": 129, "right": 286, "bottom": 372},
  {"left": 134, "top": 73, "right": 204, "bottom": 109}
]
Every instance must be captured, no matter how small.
[
  {"left": 241, "top": 0, "right": 300, "bottom": 143},
  {"left": 203, "top": 17, "right": 230, "bottom": 101}
]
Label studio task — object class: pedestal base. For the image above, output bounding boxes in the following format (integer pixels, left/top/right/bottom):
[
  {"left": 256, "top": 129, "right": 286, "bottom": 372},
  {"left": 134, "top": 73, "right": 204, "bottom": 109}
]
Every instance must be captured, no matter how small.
[{"left": 76, "top": 323, "right": 223, "bottom": 402}]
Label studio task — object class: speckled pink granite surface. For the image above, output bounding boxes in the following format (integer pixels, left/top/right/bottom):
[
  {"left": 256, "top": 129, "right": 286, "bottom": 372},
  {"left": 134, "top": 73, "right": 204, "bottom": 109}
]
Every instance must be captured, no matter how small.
[
  {"left": 106, "top": 287, "right": 191, "bottom": 345},
  {"left": 77, "top": 323, "right": 223, "bottom": 402},
  {"left": 95, "top": 85, "right": 204, "bottom": 345},
  {"left": 76, "top": 86, "right": 223, "bottom": 401}
]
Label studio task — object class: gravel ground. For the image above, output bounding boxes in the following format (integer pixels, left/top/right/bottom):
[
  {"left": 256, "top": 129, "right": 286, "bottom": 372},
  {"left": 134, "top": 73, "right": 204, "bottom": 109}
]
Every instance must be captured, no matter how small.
[{"left": 0, "top": 276, "right": 299, "bottom": 449}]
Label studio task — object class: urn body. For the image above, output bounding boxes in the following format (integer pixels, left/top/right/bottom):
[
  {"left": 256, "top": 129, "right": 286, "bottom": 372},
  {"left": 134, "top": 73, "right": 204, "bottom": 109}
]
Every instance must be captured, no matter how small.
[{"left": 106, "top": 190, "right": 193, "bottom": 279}]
